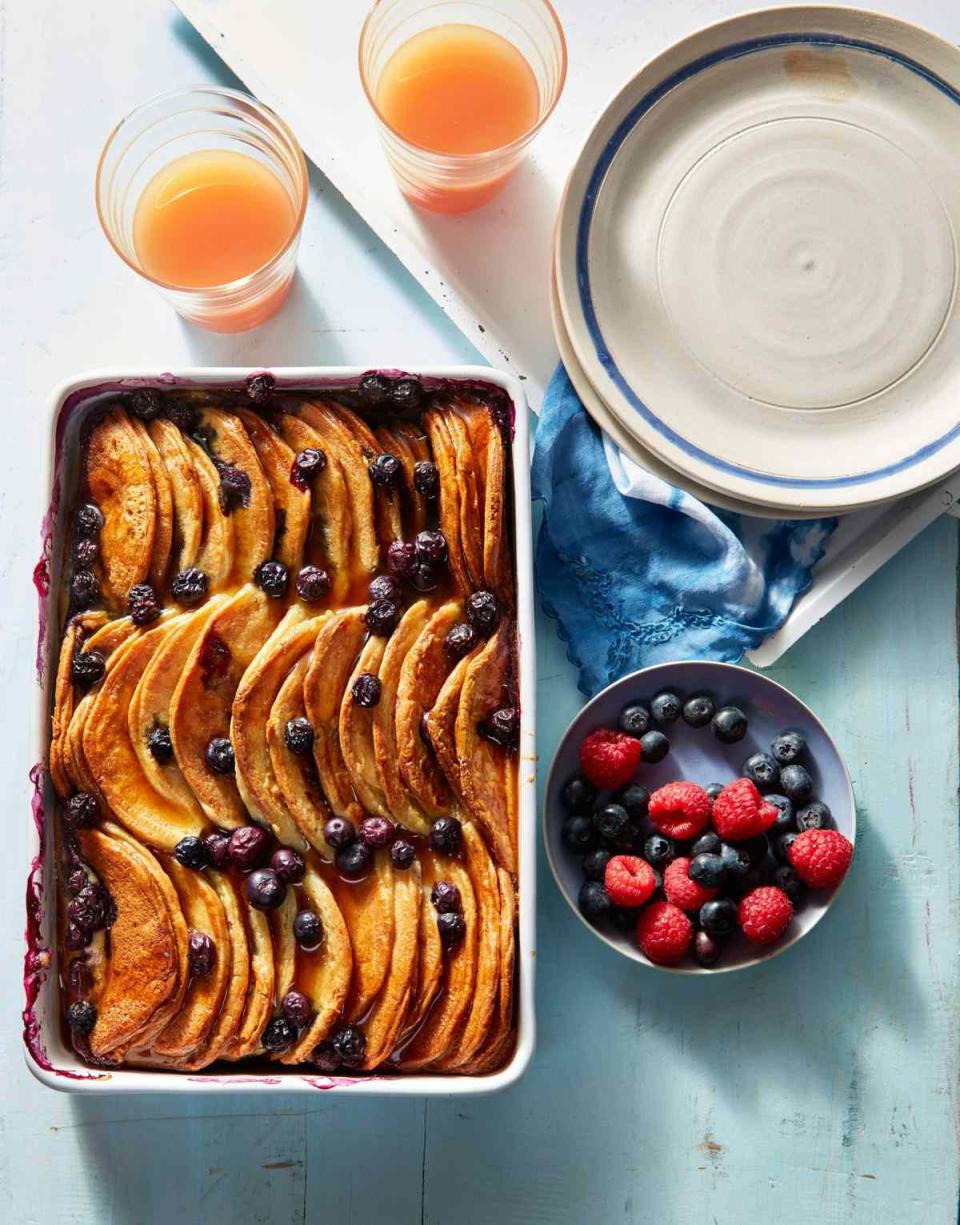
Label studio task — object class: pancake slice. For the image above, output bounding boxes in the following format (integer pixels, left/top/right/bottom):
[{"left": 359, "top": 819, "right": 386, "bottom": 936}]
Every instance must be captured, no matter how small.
[
  {"left": 481, "top": 423, "right": 511, "bottom": 603},
  {"left": 148, "top": 418, "right": 203, "bottom": 575},
  {"left": 329, "top": 851, "right": 395, "bottom": 1023},
  {"left": 170, "top": 584, "right": 284, "bottom": 828},
  {"left": 330, "top": 402, "right": 403, "bottom": 547},
  {"left": 234, "top": 406, "right": 311, "bottom": 572},
  {"left": 400, "top": 859, "right": 444, "bottom": 1041},
  {"left": 372, "top": 600, "right": 432, "bottom": 835},
  {"left": 186, "top": 437, "right": 235, "bottom": 592},
  {"left": 339, "top": 635, "right": 390, "bottom": 818},
  {"left": 458, "top": 867, "right": 516, "bottom": 1075},
  {"left": 443, "top": 409, "right": 485, "bottom": 589},
  {"left": 78, "top": 826, "right": 182, "bottom": 1059},
  {"left": 85, "top": 408, "right": 156, "bottom": 609},
  {"left": 222, "top": 893, "right": 276, "bottom": 1060},
  {"left": 375, "top": 423, "right": 424, "bottom": 538},
  {"left": 278, "top": 867, "right": 353, "bottom": 1064},
  {"left": 83, "top": 621, "right": 208, "bottom": 851},
  {"left": 50, "top": 612, "right": 107, "bottom": 798},
  {"left": 423, "top": 410, "right": 470, "bottom": 594},
  {"left": 362, "top": 859, "right": 421, "bottom": 1069},
  {"left": 63, "top": 618, "right": 141, "bottom": 795},
  {"left": 395, "top": 601, "right": 462, "bottom": 818},
  {"left": 424, "top": 649, "right": 479, "bottom": 802},
  {"left": 396, "top": 852, "right": 477, "bottom": 1070},
  {"left": 131, "top": 419, "right": 174, "bottom": 591},
  {"left": 456, "top": 624, "right": 518, "bottom": 876},
  {"left": 267, "top": 652, "right": 334, "bottom": 856},
  {"left": 303, "top": 608, "right": 367, "bottom": 820},
  {"left": 200, "top": 408, "right": 275, "bottom": 588}
]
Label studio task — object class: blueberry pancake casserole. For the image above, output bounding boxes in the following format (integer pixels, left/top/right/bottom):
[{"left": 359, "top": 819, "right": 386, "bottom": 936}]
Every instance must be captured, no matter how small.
[{"left": 49, "top": 373, "right": 520, "bottom": 1076}]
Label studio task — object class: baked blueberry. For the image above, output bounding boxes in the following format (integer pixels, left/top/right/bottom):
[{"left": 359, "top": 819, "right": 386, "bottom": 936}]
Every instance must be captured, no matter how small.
[
  {"left": 578, "top": 880, "right": 611, "bottom": 924},
  {"left": 311, "top": 1040, "right": 341, "bottom": 1073},
  {"left": 296, "top": 565, "right": 332, "bottom": 602},
  {"left": 712, "top": 706, "right": 748, "bottom": 743},
  {"left": 409, "top": 562, "right": 440, "bottom": 592},
  {"left": 67, "top": 884, "right": 113, "bottom": 932},
  {"left": 67, "top": 959, "right": 92, "bottom": 997},
  {"left": 562, "top": 773, "right": 597, "bottom": 812},
  {"left": 337, "top": 841, "right": 373, "bottom": 879},
  {"left": 71, "top": 648, "right": 105, "bottom": 690},
  {"left": 386, "top": 539, "right": 416, "bottom": 578},
  {"left": 444, "top": 622, "right": 478, "bottom": 661},
  {"left": 682, "top": 695, "right": 715, "bottom": 727},
  {"left": 643, "top": 834, "right": 676, "bottom": 868},
  {"left": 262, "top": 1016, "right": 296, "bottom": 1052},
  {"left": 229, "top": 825, "right": 271, "bottom": 871},
  {"left": 271, "top": 847, "right": 306, "bottom": 884},
  {"left": 246, "top": 867, "right": 286, "bottom": 910},
  {"left": 64, "top": 792, "right": 98, "bottom": 830},
  {"left": 66, "top": 1000, "right": 97, "bottom": 1036},
  {"left": 245, "top": 372, "right": 276, "bottom": 404},
  {"left": 65, "top": 922, "right": 88, "bottom": 951},
  {"left": 430, "top": 881, "right": 462, "bottom": 913},
  {"left": 75, "top": 503, "right": 104, "bottom": 538},
  {"left": 615, "top": 782, "right": 650, "bottom": 820},
  {"left": 73, "top": 537, "right": 98, "bottom": 568},
  {"left": 292, "top": 447, "right": 326, "bottom": 485},
  {"left": 175, "top": 836, "right": 211, "bottom": 871},
  {"left": 429, "top": 816, "right": 463, "bottom": 855},
  {"left": 365, "top": 598, "right": 400, "bottom": 636},
  {"left": 253, "top": 559, "right": 289, "bottom": 599},
  {"left": 369, "top": 453, "right": 401, "bottom": 488},
  {"left": 699, "top": 898, "right": 737, "bottom": 937},
  {"left": 323, "top": 817, "right": 357, "bottom": 849},
  {"left": 217, "top": 464, "right": 253, "bottom": 514},
  {"left": 582, "top": 848, "right": 613, "bottom": 881},
  {"left": 164, "top": 398, "right": 198, "bottom": 432},
  {"left": 438, "top": 911, "right": 467, "bottom": 950},
  {"left": 360, "top": 816, "right": 395, "bottom": 848},
  {"left": 203, "top": 832, "right": 232, "bottom": 869},
  {"left": 743, "top": 752, "right": 780, "bottom": 791},
  {"left": 65, "top": 868, "right": 89, "bottom": 896},
  {"left": 293, "top": 909, "right": 323, "bottom": 950},
  {"left": 129, "top": 388, "right": 163, "bottom": 421},
  {"left": 779, "top": 764, "right": 813, "bottom": 804},
  {"left": 188, "top": 930, "right": 216, "bottom": 976},
  {"left": 171, "top": 567, "right": 209, "bottom": 607},
  {"left": 71, "top": 569, "right": 100, "bottom": 609},
  {"left": 282, "top": 990, "right": 311, "bottom": 1027},
  {"left": 391, "top": 376, "right": 424, "bottom": 414},
  {"left": 284, "top": 716, "right": 314, "bottom": 756},
  {"left": 358, "top": 372, "right": 392, "bottom": 407},
  {"left": 128, "top": 582, "right": 161, "bottom": 626},
  {"left": 693, "top": 930, "right": 721, "bottom": 967},
  {"left": 415, "top": 529, "right": 448, "bottom": 566},
  {"left": 765, "top": 793, "right": 795, "bottom": 835},
  {"left": 465, "top": 590, "right": 500, "bottom": 635},
  {"left": 639, "top": 730, "right": 669, "bottom": 762},
  {"left": 147, "top": 724, "right": 174, "bottom": 764},
  {"left": 352, "top": 673, "right": 382, "bottom": 708},
  {"left": 771, "top": 731, "right": 805, "bottom": 765},
  {"left": 368, "top": 574, "right": 401, "bottom": 604},
  {"left": 618, "top": 703, "right": 650, "bottom": 738},
  {"left": 651, "top": 692, "right": 681, "bottom": 724},
  {"left": 390, "top": 839, "right": 416, "bottom": 870},
  {"left": 413, "top": 460, "right": 439, "bottom": 499},
  {"left": 332, "top": 1023, "right": 367, "bottom": 1069},
  {"left": 796, "top": 801, "right": 834, "bottom": 832},
  {"left": 481, "top": 707, "right": 519, "bottom": 750},
  {"left": 205, "top": 736, "right": 235, "bottom": 774},
  {"left": 689, "top": 853, "right": 725, "bottom": 889}
]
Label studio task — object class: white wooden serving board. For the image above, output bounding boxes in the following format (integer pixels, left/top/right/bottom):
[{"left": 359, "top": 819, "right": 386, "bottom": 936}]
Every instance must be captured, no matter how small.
[{"left": 172, "top": 0, "right": 960, "bottom": 665}]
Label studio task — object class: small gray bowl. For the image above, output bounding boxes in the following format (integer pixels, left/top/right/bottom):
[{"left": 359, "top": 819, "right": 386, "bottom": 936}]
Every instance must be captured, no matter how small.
[{"left": 543, "top": 661, "right": 856, "bottom": 973}]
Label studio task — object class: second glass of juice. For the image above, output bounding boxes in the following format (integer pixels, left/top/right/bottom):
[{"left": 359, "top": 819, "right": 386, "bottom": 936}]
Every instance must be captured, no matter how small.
[
  {"left": 97, "top": 87, "right": 308, "bottom": 332},
  {"left": 359, "top": 0, "right": 566, "bottom": 214}
]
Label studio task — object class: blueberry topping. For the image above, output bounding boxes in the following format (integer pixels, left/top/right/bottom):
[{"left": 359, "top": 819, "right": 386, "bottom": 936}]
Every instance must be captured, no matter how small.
[
  {"left": 561, "top": 773, "right": 596, "bottom": 812},
  {"left": 293, "top": 447, "right": 326, "bottom": 485},
  {"left": 164, "top": 399, "right": 198, "bottom": 432},
  {"left": 386, "top": 539, "right": 416, "bottom": 578},
  {"left": 128, "top": 582, "right": 161, "bottom": 626},
  {"left": 618, "top": 703, "right": 650, "bottom": 738},
  {"left": 246, "top": 867, "right": 286, "bottom": 910},
  {"left": 71, "top": 569, "right": 100, "bottom": 609},
  {"left": 408, "top": 562, "right": 440, "bottom": 592},
  {"left": 779, "top": 764, "right": 813, "bottom": 804},
  {"left": 66, "top": 1000, "right": 97, "bottom": 1036},
  {"left": 712, "top": 706, "right": 748, "bottom": 743},
  {"left": 578, "top": 880, "right": 611, "bottom": 924},
  {"left": 582, "top": 848, "right": 613, "bottom": 881},
  {"left": 643, "top": 834, "right": 676, "bottom": 868},
  {"left": 561, "top": 814, "right": 596, "bottom": 853},
  {"left": 682, "top": 694, "right": 715, "bottom": 727},
  {"left": 699, "top": 897, "right": 738, "bottom": 937},
  {"left": 352, "top": 673, "right": 382, "bottom": 708},
  {"left": 175, "top": 836, "right": 211, "bottom": 871},
  {"left": 689, "top": 853, "right": 726, "bottom": 889},
  {"left": 229, "top": 825, "right": 271, "bottom": 871},
  {"left": 171, "top": 567, "right": 209, "bottom": 607},
  {"left": 293, "top": 908, "right": 324, "bottom": 950},
  {"left": 296, "top": 565, "right": 332, "bottom": 602},
  {"left": 444, "top": 622, "right": 478, "bottom": 661},
  {"left": 368, "top": 574, "right": 401, "bottom": 604},
  {"left": 480, "top": 707, "right": 519, "bottom": 750},
  {"left": 390, "top": 839, "right": 416, "bottom": 869},
  {"left": 774, "top": 832, "right": 799, "bottom": 865},
  {"left": 390, "top": 376, "right": 424, "bottom": 413},
  {"left": 284, "top": 716, "right": 314, "bottom": 756},
  {"left": 719, "top": 842, "right": 751, "bottom": 881},
  {"left": 67, "top": 883, "right": 113, "bottom": 932},
  {"left": 765, "top": 793, "right": 795, "bottom": 835},
  {"left": 253, "top": 559, "right": 289, "bottom": 599},
  {"left": 651, "top": 692, "right": 681, "bottom": 724},
  {"left": 743, "top": 752, "right": 780, "bottom": 791},
  {"left": 67, "top": 958, "right": 93, "bottom": 996},
  {"left": 64, "top": 792, "right": 98, "bottom": 830},
  {"left": 246, "top": 372, "right": 276, "bottom": 404},
  {"left": 360, "top": 816, "right": 395, "bottom": 848},
  {"left": 271, "top": 847, "right": 306, "bottom": 884},
  {"left": 796, "top": 801, "right": 834, "bottom": 832},
  {"left": 413, "top": 460, "right": 439, "bottom": 499},
  {"left": 282, "top": 990, "right": 311, "bottom": 1027},
  {"left": 65, "top": 867, "right": 89, "bottom": 896},
  {"left": 365, "top": 598, "right": 400, "bottom": 637},
  {"left": 147, "top": 724, "right": 174, "bottom": 764},
  {"left": 430, "top": 882, "right": 462, "bottom": 915},
  {"left": 71, "top": 648, "right": 106, "bottom": 690},
  {"left": 311, "top": 1040, "right": 342, "bottom": 1073},
  {"left": 465, "top": 590, "right": 500, "bottom": 635},
  {"left": 262, "top": 1016, "right": 296, "bottom": 1052},
  {"left": 332, "top": 1023, "right": 366, "bottom": 1069},
  {"left": 188, "top": 930, "right": 216, "bottom": 976},
  {"left": 65, "top": 922, "right": 88, "bottom": 951},
  {"left": 75, "top": 503, "right": 104, "bottom": 538},
  {"left": 593, "top": 803, "right": 629, "bottom": 842},
  {"left": 772, "top": 864, "right": 807, "bottom": 908},
  {"left": 414, "top": 529, "right": 447, "bottom": 566},
  {"left": 369, "top": 453, "right": 401, "bottom": 488},
  {"left": 337, "top": 840, "right": 373, "bottom": 879},
  {"left": 437, "top": 911, "right": 467, "bottom": 950},
  {"left": 203, "top": 832, "right": 232, "bottom": 869},
  {"left": 73, "top": 537, "right": 98, "bottom": 568},
  {"left": 323, "top": 817, "right": 357, "bottom": 849},
  {"left": 639, "top": 730, "right": 669, "bottom": 762},
  {"left": 615, "top": 783, "right": 650, "bottom": 820},
  {"left": 693, "top": 930, "right": 721, "bottom": 967},
  {"left": 428, "top": 816, "right": 463, "bottom": 855},
  {"left": 205, "top": 736, "right": 235, "bottom": 775},
  {"left": 771, "top": 731, "right": 805, "bottom": 765},
  {"left": 692, "top": 832, "right": 721, "bottom": 856},
  {"left": 129, "top": 388, "right": 163, "bottom": 421},
  {"left": 358, "top": 372, "right": 392, "bottom": 407}
]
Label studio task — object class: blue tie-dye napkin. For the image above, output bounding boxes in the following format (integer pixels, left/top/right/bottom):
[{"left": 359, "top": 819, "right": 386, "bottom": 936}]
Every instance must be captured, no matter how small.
[{"left": 531, "top": 366, "right": 838, "bottom": 697}]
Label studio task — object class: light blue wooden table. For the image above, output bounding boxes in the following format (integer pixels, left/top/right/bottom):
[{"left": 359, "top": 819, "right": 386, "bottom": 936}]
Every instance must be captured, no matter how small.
[{"left": 2, "top": 4, "right": 958, "bottom": 1222}]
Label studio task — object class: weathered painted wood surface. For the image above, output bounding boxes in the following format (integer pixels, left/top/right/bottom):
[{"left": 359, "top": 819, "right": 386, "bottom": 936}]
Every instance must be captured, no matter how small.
[{"left": 2, "top": 3, "right": 957, "bottom": 1222}]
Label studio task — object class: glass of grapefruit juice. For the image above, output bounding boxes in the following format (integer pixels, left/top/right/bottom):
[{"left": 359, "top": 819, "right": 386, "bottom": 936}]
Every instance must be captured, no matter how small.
[
  {"left": 96, "top": 87, "right": 308, "bottom": 332},
  {"left": 360, "top": 0, "right": 566, "bottom": 214}
]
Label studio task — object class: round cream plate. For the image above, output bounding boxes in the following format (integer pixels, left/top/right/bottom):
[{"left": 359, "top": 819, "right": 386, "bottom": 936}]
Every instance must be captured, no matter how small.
[{"left": 555, "top": 7, "right": 960, "bottom": 513}]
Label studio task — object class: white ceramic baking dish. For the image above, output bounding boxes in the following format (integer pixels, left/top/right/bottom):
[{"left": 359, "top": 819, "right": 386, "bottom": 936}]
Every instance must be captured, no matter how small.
[{"left": 24, "top": 365, "right": 536, "bottom": 1095}]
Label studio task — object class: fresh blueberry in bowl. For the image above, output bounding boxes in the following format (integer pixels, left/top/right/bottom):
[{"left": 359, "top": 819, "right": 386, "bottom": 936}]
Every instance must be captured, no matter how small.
[
  {"left": 562, "top": 814, "right": 596, "bottom": 853},
  {"left": 562, "top": 774, "right": 596, "bottom": 812},
  {"left": 743, "top": 752, "right": 780, "bottom": 790},
  {"left": 615, "top": 782, "right": 649, "bottom": 819},
  {"left": 771, "top": 731, "right": 805, "bottom": 764},
  {"left": 578, "top": 880, "right": 611, "bottom": 924},
  {"left": 682, "top": 694, "right": 715, "bottom": 727},
  {"left": 639, "top": 730, "right": 669, "bottom": 762},
  {"left": 643, "top": 835, "right": 676, "bottom": 868},
  {"left": 618, "top": 702, "right": 650, "bottom": 738},
  {"left": 582, "top": 848, "right": 613, "bottom": 881},
  {"left": 699, "top": 898, "right": 738, "bottom": 937},
  {"left": 651, "top": 692, "right": 681, "bottom": 724},
  {"left": 712, "top": 706, "right": 748, "bottom": 743},
  {"left": 593, "top": 803, "right": 628, "bottom": 842},
  {"left": 796, "top": 801, "right": 834, "bottom": 831},
  {"left": 779, "top": 764, "right": 813, "bottom": 804},
  {"left": 689, "top": 853, "right": 725, "bottom": 889}
]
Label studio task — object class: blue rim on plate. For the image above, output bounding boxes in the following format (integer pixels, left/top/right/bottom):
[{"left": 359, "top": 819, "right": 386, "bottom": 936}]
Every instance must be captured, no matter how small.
[{"left": 542, "top": 661, "right": 856, "bottom": 974}]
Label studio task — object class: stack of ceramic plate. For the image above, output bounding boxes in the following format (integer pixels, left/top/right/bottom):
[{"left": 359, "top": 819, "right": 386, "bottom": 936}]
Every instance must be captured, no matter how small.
[{"left": 553, "top": 6, "right": 960, "bottom": 518}]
